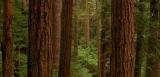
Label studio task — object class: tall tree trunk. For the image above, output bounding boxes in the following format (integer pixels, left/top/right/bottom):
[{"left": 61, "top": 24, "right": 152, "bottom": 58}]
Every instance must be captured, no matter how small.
[
  {"left": 58, "top": 0, "right": 73, "bottom": 77},
  {"left": 28, "top": 0, "right": 53, "bottom": 77},
  {"left": 0, "top": 0, "right": 3, "bottom": 44},
  {"left": 0, "top": 0, "right": 3, "bottom": 26},
  {"left": 52, "top": 0, "right": 61, "bottom": 75},
  {"left": 146, "top": 0, "right": 160, "bottom": 77},
  {"left": 110, "top": 0, "right": 135, "bottom": 77},
  {"left": 84, "top": 0, "right": 90, "bottom": 44},
  {"left": 2, "top": 0, "right": 13, "bottom": 76},
  {"left": 73, "top": 0, "right": 78, "bottom": 56},
  {"left": 73, "top": 17, "right": 78, "bottom": 56},
  {"left": 98, "top": 0, "right": 111, "bottom": 77},
  {"left": 97, "top": 1, "right": 103, "bottom": 77}
]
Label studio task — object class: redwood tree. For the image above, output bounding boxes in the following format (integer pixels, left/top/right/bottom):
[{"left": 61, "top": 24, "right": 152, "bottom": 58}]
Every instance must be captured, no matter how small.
[
  {"left": 110, "top": 0, "right": 135, "bottom": 77},
  {"left": 28, "top": 0, "right": 53, "bottom": 77},
  {"left": 2, "top": 0, "right": 13, "bottom": 77},
  {"left": 52, "top": 0, "right": 61, "bottom": 74},
  {"left": 58, "top": 0, "right": 73, "bottom": 77}
]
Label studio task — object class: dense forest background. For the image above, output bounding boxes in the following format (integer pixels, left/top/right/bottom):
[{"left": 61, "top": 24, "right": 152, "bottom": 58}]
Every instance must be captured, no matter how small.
[{"left": 0, "top": 0, "right": 160, "bottom": 77}]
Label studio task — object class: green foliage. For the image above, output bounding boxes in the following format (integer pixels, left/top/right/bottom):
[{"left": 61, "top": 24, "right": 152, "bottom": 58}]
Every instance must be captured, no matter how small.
[
  {"left": 70, "top": 40, "right": 98, "bottom": 77},
  {"left": 0, "top": 0, "right": 28, "bottom": 77},
  {"left": 0, "top": 52, "right": 27, "bottom": 77},
  {"left": 77, "top": 44, "right": 97, "bottom": 67},
  {"left": 70, "top": 61, "right": 92, "bottom": 77},
  {"left": 13, "top": 53, "right": 27, "bottom": 77},
  {"left": 13, "top": 0, "right": 28, "bottom": 49}
]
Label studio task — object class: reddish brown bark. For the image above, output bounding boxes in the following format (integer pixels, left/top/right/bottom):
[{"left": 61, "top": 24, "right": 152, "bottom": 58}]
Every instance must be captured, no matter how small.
[
  {"left": 28, "top": 0, "right": 53, "bottom": 77},
  {"left": 52, "top": 0, "right": 61, "bottom": 73},
  {"left": 2, "top": 0, "right": 13, "bottom": 77},
  {"left": 58, "top": 0, "right": 73, "bottom": 77},
  {"left": 110, "top": 0, "right": 135, "bottom": 77}
]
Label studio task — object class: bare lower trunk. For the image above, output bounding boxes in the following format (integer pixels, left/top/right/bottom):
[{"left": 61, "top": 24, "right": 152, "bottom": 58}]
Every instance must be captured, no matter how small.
[
  {"left": 52, "top": 0, "right": 61, "bottom": 74},
  {"left": 2, "top": 0, "right": 13, "bottom": 77},
  {"left": 28, "top": 0, "right": 53, "bottom": 77},
  {"left": 58, "top": 0, "right": 73, "bottom": 77},
  {"left": 110, "top": 0, "right": 135, "bottom": 77}
]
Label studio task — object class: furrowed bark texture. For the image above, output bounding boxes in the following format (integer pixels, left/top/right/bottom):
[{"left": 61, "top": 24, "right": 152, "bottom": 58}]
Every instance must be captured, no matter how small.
[
  {"left": 110, "top": 0, "right": 135, "bottom": 77},
  {"left": 52, "top": 0, "right": 61, "bottom": 73},
  {"left": 28, "top": 0, "right": 53, "bottom": 77},
  {"left": 2, "top": 0, "right": 13, "bottom": 77},
  {"left": 58, "top": 0, "right": 73, "bottom": 77}
]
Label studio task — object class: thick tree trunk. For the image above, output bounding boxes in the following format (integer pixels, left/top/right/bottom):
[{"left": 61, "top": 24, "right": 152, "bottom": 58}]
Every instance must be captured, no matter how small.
[
  {"left": 2, "top": 0, "right": 13, "bottom": 77},
  {"left": 110, "top": 0, "right": 135, "bottom": 77},
  {"left": 146, "top": 0, "right": 160, "bottom": 77},
  {"left": 52, "top": 0, "right": 61, "bottom": 74},
  {"left": 58, "top": 0, "right": 73, "bottom": 77},
  {"left": 28, "top": 0, "right": 53, "bottom": 77}
]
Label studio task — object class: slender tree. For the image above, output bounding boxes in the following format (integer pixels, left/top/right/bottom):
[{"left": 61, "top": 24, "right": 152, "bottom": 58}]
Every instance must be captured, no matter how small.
[
  {"left": 28, "top": 0, "right": 53, "bottom": 77},
  {"left": 84, "top": 0, "right": 90, "bottom": 44},
  {"left": 110, "top": 0, "right": 135, "bottom": 77},
  {"left": 2, "top": 0, "right": 13, "bottom": 77},
  {"left": 0, "top": 0, "right": 3, "bottom": 26},
  {"left": 58, "top": 0, "right": 73, "bottom": 77},
  {"left": 98, "top": 0, "right": 111, "bottom": 77},
  {"left": 73, "top": 0, "right": 79, "bottom": 55},
  {"left": 0, "top": 0, "right": 3, "bottom": 44},
  {"left": 97, "top": 1, "right": 103, "bottom": 76}
]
